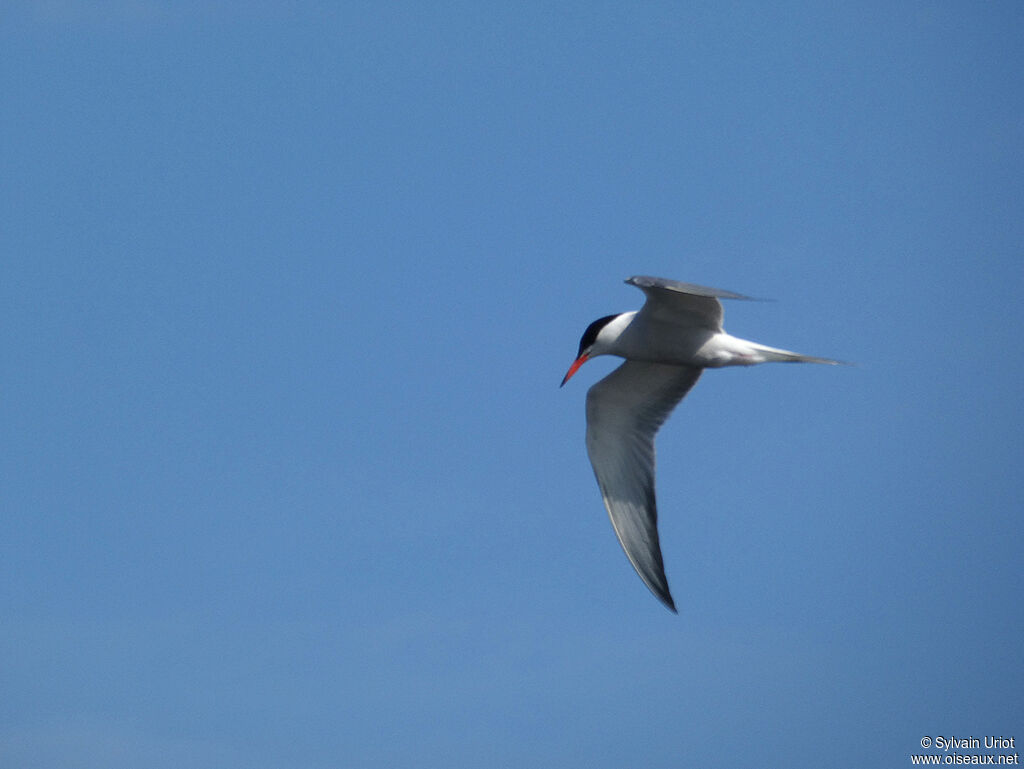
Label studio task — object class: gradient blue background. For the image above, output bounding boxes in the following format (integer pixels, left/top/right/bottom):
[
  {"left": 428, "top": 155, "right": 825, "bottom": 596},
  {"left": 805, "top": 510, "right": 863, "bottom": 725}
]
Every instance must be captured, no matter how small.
[{"left": 2, "top": 3, "right": 1022, "bottom": 767}]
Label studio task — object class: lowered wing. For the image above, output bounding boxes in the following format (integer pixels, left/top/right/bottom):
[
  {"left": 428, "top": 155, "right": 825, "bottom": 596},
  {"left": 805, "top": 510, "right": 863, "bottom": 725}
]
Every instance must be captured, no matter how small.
[{"left": 585, "top": 360, "right": 702, "bottom": 612}]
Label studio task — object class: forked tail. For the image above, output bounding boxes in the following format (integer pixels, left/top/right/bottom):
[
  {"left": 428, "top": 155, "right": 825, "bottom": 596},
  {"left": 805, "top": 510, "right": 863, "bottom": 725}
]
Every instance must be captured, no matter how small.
[{"left": 750, "top": 342, "right": 844, "bottom": 365}]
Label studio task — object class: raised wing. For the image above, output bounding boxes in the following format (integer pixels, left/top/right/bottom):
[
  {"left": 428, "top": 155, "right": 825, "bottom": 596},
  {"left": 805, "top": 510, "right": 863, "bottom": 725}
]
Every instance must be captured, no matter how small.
[
  {"left": 585, "top": 360, "right": 703, "bottom": 612},
  {"left": 626, "top": 275, "right": 750, "bottom": 331}
]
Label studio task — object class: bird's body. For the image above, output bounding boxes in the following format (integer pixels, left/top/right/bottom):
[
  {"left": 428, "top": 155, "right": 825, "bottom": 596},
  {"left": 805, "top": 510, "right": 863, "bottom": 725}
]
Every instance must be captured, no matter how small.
[{"left": 561, "top": 276, "right": 839, "bottom": 612}]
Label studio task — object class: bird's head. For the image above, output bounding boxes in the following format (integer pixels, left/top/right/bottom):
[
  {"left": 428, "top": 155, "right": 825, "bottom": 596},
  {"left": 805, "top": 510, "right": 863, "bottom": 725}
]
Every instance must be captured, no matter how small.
[{"left": 560, "top": 313, "right": 625, "bottom": 387}]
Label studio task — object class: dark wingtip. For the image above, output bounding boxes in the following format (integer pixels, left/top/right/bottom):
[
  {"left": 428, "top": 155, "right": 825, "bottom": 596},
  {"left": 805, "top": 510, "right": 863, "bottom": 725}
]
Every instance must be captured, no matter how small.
[{"left": 649, "top": 583, "right": 677, "bottom": 613}]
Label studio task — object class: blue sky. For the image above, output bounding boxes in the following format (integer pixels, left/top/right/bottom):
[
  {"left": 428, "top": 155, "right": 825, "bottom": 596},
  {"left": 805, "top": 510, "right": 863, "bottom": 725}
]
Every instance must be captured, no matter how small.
[{"left": 2, "top": 2, "right": 1022, "bottom": 767}]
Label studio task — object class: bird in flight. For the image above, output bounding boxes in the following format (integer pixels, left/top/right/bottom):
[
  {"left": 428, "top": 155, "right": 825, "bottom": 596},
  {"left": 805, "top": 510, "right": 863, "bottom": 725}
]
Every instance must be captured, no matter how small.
[{"left": 561, "top": 276, "right": 840, "bottom": 612}]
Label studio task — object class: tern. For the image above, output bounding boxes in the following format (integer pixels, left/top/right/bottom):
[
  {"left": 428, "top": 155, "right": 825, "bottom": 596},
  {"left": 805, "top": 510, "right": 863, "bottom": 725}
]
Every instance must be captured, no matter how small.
[{"left": 561, "top": 276, "right": 840, "bottom": 612}]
